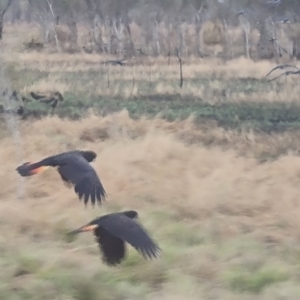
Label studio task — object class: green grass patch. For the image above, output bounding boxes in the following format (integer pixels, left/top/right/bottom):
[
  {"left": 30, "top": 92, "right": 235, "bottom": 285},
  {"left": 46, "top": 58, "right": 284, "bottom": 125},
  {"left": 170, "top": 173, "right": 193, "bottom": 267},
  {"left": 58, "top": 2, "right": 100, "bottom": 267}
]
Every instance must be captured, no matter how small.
[
  {"left": 224, "top": 265, "right": 289, "bottom": 294},
  {"left": 13, "top": 254, "right": 44, "bottom": 276},
  {"left": 2, "top": 63, "right": 300, "bottom": 133},
  {"left": 15, "top": 91, "right": 300, "bottom": 133}
]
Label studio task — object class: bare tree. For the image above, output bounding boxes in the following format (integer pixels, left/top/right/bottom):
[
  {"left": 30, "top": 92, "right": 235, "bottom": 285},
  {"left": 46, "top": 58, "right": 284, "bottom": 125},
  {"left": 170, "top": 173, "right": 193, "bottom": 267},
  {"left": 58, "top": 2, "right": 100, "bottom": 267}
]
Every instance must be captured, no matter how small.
[
  {"left": 3, "top": 0, "right": 298, "bottom": 60},
  {"left": 0, "top": 0, "right": 13, "bottom": 40},
  {"left": 237, "top": 12, "right": 250, "bottom": 58}
]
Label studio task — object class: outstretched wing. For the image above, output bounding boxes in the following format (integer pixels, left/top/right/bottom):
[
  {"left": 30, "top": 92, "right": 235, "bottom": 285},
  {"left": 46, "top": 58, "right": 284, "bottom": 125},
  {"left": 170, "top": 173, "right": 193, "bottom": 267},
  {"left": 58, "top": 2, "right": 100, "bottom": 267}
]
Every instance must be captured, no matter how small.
[
  {"left": 57, "top": 155, "right": 106, "bottom": 206},
  {"left": 16, "top": 151, "right": 106, "bottom": 206},
  {"left": 94, "top": 226, "right": 126, "bottom": 266},
  {"left": 15, "top": 151, "right": 79, "bottom": 177},
  {"left": 99, "top": 214, "right": 161, "bottom": 260}
]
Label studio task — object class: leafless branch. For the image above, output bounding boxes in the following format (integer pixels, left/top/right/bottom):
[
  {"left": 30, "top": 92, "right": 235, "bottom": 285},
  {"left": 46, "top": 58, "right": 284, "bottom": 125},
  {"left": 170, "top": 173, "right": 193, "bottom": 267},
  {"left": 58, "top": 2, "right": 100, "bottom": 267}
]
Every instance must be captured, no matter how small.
[
  {"left": 264, "top": 64, "right": 300, "bottom": 78},
  {"left": 1, "top": 0, "right": 13, "bottom": 17},
  {"left": 267, "top": 70, "right": 300, "bottom": 82},
  {"left": 100, "top": 58, "right": 127, "bottom": 66},
  {"left": 176, "top": 48, "right": 183, "bottom": 88},
  {"left": 0, "top": 0, "right": 13, "bottom": 40},
  {"left": 45, "top": 0, "right": 60, "bottom": 52}
]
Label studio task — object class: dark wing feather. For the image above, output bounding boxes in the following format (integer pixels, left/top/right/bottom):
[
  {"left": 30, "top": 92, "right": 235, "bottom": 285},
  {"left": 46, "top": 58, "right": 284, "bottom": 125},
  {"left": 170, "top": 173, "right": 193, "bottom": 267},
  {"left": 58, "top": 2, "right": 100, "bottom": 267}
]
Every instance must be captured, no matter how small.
[
  {"left": 57, "top": 155, "right": 106, "bottom": 206},
  {"left": 94, "top": 226, "right": 126, "bottom": 266},
  {"left": 58, "top": 171, "right": 73, "bottom": 188},
  {"left": 15, "top": 152, "right": 72, "bottom": 176},
  {"left": 99, "top": 214, "right": 161, "bottom": 260},
  {"left": 16, "top": 151, "right": 106, "bottom": 207}
]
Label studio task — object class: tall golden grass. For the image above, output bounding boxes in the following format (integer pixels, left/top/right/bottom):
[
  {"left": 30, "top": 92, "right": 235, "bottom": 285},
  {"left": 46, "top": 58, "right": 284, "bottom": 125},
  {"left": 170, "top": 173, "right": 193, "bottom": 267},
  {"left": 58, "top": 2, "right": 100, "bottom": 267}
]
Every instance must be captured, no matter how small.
[
  {"left": 3, "top": 46, "right": 300, "bottom": 105},
  {"left": 1, "top": 111, "right": 300, "bottom": 298},
  {"left": 5, "top": 110, "right": 299, "bottom": 235},
  {"left": 2, "top": 24, "right": 300, "bottom": 299},
  {"left": 0, "top": 118, "right": 297, "bottom": 239}
]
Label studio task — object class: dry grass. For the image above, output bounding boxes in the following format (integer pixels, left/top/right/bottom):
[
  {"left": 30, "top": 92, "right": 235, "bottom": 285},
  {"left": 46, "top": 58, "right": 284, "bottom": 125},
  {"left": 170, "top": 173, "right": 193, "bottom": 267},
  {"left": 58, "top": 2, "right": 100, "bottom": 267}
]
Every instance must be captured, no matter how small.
[
  {"left": 0, "top": 24, "right": 298, "bottom": 106},
  {"left": 1, "top": 111, "right": 300, "bottom": 299},
  {"left": 3, "top": 48, "right": 300, "bottom": 105},
  {"left": 1, "top": 24, "right": 300, "bottom": 299},
  {"left": 3, "top": 51, "right": 274, "bottom": 77}
]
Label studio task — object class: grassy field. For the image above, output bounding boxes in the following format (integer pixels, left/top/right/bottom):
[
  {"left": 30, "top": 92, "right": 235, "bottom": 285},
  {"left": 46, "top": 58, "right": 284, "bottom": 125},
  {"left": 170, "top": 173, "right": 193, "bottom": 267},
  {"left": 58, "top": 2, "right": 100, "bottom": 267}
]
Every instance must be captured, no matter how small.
[
  {"left": 2, "top": 25, "right": 300, "bottom": 300},
  {"left": 4, "top": 51, "right": 300, "bottom": 133}
]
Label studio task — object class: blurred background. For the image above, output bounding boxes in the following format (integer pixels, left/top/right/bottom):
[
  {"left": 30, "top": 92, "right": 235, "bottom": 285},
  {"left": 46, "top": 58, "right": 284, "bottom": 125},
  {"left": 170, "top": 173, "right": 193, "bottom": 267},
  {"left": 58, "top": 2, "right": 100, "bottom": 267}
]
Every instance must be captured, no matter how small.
[{"left": 1, "top": 1, "right": 300, "bottom": 300}]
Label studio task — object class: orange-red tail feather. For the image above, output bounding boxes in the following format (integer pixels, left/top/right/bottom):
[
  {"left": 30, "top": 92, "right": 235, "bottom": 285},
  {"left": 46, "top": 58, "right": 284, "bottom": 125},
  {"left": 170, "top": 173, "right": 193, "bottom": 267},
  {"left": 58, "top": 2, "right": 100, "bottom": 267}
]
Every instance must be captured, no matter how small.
[{"left": 17, "top": 162, "right": 49, "bottom": 177}]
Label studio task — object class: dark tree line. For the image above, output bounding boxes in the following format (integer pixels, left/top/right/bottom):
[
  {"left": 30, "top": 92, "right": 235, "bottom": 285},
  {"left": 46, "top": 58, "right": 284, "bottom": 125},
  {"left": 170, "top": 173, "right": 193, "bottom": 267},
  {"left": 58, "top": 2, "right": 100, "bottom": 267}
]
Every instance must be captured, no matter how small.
[{"left": 2, "top": 0, "right": 300, "bottom": 60}]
